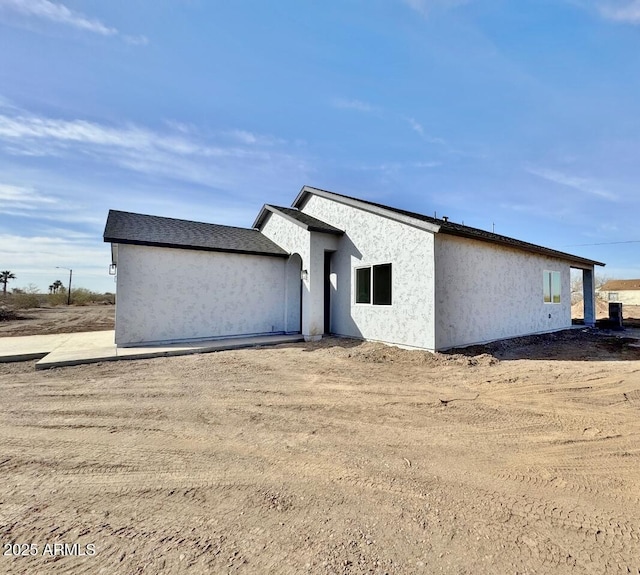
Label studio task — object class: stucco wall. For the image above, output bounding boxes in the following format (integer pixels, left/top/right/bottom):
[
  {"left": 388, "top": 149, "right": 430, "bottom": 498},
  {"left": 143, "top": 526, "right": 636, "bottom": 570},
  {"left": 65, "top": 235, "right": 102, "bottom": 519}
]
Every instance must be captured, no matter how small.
[
  {"left": 260, "top": 212, "right": 313, "bottom": 334},
  {"left": 115, "top": 244, "right": 286, "bottom": 345},
  {"left": 301, "top": 194, "right": 436, "bottom": 350},
  {"left": 284, "top": 254, "right": 302, "bottom": 333},
  {"left": 260, "top": 211, "right": 340, "bottom": 337},
  {"left": 434, "top": 235, "right": 572, "bottom": 349}
]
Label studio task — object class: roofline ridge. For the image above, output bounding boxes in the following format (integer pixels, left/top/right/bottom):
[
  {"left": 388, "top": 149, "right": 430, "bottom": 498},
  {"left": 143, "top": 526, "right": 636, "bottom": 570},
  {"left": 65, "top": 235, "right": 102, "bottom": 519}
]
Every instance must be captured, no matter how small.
[{"left": 293, "top": 185, "right": 604, "bottom": 267}]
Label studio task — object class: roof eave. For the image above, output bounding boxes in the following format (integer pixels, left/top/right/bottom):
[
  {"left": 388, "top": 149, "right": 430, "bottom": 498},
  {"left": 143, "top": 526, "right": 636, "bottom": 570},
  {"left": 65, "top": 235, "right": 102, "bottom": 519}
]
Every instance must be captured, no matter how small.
[
  {"left": 253, "top": 203, "right": 344, "bottom": 235},
  {"left": 293, "top": 185, "right": 441, "bottom": 234},
  {"left": 103, "top": 238, "right": 289, "bottom": 258},
  {"left": 256, "top": 205, "right": 309, "bottom": 233},
  {"left": 440, "top": 228, "right": 605, "bottom": 268},
  {"left": 252, "top": 205, "right": 270, "bottom": 230}
]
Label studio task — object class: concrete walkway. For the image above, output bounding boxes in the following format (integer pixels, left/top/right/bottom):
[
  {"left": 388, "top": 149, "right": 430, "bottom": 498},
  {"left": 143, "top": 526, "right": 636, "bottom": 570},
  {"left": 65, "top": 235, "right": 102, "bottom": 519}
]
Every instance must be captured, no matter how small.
[{"left": 0, "top": 331, "right": 304, "bottom": 370}]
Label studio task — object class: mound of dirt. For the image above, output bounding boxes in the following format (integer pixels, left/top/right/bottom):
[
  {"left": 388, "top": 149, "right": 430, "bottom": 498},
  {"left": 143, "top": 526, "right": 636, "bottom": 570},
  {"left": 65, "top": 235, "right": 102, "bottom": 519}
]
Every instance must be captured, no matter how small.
[
  {"left": 571, "top": 298, "right": 610, "bottom": 319},
  {"left": 318, "top": 338, "right": 499, "bottom": 367}
]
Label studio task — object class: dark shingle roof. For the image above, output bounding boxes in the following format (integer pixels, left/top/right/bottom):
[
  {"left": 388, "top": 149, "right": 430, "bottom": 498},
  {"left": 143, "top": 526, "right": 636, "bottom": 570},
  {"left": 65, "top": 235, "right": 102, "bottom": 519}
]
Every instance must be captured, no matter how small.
[
  {"left": 254, "top": 205, "right": 344, "bottom": 235},
  {"left": 103, "top": 210, "right": 288, "bottom": 257},
  {"left": 599, "top": 279, "right": 640, "bottom": 291},
  {"left": 295, "top": 186, "right": 605, "bottom": 268}
]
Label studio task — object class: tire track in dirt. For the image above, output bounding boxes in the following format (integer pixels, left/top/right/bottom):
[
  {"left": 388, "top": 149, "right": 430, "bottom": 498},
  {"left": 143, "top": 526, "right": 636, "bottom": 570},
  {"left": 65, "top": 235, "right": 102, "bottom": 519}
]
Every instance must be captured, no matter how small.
[{"left": 3, "top": 334, "right": 640, "bottom": 573}]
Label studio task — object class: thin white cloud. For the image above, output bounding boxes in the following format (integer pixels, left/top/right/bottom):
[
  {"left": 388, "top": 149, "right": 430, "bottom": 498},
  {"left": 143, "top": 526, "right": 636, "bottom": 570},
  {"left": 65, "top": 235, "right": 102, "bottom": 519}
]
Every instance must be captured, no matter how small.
[
  {"left": 571, "top": 0, "right": 640, "bottom": 23},
  {"left": 332, "top": 98, "right": 378, "bottom": 113},
  {"left": 163, "top": 120, "right": 197, "bottom": 134},
  {"left": 0, "top": 182, "right": 57, "bottom": 210},
  {"left": 525, "top": 166, "right": 618, "bottom": 201},
  {"left": 230, "top": 129, "right": 258, "bottom": 144},
  {"left": 0, "top": 0, "right": 116, "bottom": 35},
  {"left": 599, "top": 1, "right": 640, "bottom": 22},
  {"left": 0, "top": 94, "right": 19, "bottom": 111},
  {"left": 0, "top": 233, "right": 109, "bottom": 275},
  {"left": 226, "top": 129, "right": 285, "bottom": 146},
  {"left": 0, "top": 113, "right": 238, "bottom": 158},
  {"left": 402, "top": 0, "right": 470, "bottom": 17},
  {"left": 407, "top": 117, "right": 447, "bottom": 146},
  {"left": 408, "top": 117, "right": 425, "bottom": 136},
  {"left": 0, "top": 0, "right": 149, "bottom": 44},
  {"left": 0, "top": 179, "right": 106, "bottom": 225},
  {"left": 0, "top": 109, "right": 311, "bottom": 194},
  {"left": 124, "top": 34, "right": 149, "bottom": 46},
  {"left": 360, "top": 160, "right": 441, "bottom": 172}
]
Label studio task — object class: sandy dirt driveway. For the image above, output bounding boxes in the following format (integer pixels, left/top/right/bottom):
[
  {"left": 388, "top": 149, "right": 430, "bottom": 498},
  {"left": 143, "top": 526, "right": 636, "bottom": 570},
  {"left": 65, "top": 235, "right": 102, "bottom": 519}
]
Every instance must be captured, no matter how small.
[{"left": 1, "top": 332, "right": 640, "bottom": 574}]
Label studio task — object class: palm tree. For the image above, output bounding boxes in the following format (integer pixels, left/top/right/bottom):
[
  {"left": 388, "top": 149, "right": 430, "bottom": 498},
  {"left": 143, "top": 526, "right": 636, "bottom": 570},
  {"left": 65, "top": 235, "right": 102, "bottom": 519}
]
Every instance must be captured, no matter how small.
[
  {"left": 1, "top": 270, "right": 16, "bottom": 297},
  {"left": 49, "top": 284, "right": 54, "bottom": 294},
  {"left": 52, "top": 279, "right": 64, "bottom": 293}
]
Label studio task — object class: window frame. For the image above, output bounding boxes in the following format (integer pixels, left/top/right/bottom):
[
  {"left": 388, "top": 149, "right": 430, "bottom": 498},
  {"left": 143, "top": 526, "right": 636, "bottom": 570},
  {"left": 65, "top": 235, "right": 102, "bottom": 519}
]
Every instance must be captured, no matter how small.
[
  {"left": 543, "top": 270, "right": 561, "bottom": 304},
  {"left": 355, "top": 266, "right": 372, "bottom": 304},
  {"left": 354, "top": 262, "right": 393, "bottom": 306}
]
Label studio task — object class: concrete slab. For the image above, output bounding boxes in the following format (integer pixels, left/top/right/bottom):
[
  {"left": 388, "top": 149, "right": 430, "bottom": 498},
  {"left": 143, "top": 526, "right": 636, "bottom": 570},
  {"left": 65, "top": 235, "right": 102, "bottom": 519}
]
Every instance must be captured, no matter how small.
[
  {"left": 0, "top": 332, "right": 77, "bottom": 362},
  {"left": 34, "top": 332, "right": 304, "bottom": 370}
]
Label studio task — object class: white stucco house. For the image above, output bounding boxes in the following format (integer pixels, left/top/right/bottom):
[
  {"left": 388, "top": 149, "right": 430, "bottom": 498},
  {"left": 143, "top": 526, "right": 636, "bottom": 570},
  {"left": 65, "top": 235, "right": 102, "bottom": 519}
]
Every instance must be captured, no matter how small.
[
  {"left": 104, "top": 186, "right": 604, "bottom": 350},
  {"left": 597, "top": 280, "right": 640, "bottom": 305}
]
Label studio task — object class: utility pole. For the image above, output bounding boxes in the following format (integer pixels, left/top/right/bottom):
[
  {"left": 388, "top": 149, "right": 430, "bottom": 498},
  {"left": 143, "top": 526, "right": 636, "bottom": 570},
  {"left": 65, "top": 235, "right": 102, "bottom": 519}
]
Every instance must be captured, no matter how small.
[{"left": 56, "top": 267, "right": 73, "bottom": 305}]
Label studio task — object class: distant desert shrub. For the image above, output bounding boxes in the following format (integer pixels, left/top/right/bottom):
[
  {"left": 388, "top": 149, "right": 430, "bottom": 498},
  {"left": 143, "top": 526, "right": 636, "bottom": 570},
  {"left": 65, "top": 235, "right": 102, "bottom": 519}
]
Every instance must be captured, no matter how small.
[
  {"left": 5, "top": 285, "right": 115, "bottom": 308},
  {"left": 49, "top": 288, "right": 115, "bottom": 306},
  {"left": 10, "top": 284, "right": 43, "bottom": 309},
  {"left": 0, "top": 305, "right": 20, "bottom": 321}
]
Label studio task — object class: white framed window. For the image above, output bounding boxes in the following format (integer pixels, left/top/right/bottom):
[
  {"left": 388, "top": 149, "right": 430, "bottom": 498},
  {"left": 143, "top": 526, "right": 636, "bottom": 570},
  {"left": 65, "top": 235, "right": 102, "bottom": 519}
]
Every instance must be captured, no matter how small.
[
  {"left": 355, "top": 263, "right": 392, "bottom": 305},
  {"left": 608, "top": 292, "right": 619, "bottom": 302},
  {"left": 543, "top": 270, "right": 561, "bottom": 304}
]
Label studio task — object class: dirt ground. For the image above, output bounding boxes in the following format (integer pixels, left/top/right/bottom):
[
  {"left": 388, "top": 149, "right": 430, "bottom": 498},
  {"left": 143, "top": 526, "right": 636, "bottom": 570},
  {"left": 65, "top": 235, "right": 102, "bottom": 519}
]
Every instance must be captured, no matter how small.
[
  {"left": 1, "top": 328, "right": 640, "bottom": 574},
  {"left": 0, "top": 305, "right": 114, "bottom": 337}
]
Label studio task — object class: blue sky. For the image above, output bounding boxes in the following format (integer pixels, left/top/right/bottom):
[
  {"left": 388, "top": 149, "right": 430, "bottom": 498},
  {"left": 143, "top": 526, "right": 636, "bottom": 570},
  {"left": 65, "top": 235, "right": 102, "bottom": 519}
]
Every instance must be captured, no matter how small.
[{"left": 1, "top": 0, "right": 639, "bottom": 293}]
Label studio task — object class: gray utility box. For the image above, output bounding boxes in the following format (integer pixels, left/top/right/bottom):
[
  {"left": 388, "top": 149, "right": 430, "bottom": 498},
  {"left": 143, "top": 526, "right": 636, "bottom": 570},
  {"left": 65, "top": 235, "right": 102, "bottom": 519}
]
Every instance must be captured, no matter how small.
[{"left": 609, "top": 302, "right": 623, "bottom": 330}]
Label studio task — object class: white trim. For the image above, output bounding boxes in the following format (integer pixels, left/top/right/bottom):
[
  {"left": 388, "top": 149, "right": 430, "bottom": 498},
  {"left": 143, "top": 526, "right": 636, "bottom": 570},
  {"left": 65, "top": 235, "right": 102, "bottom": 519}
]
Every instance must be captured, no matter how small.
[{"left": 543, "top": 269, "right": 561, "bottom": 304}]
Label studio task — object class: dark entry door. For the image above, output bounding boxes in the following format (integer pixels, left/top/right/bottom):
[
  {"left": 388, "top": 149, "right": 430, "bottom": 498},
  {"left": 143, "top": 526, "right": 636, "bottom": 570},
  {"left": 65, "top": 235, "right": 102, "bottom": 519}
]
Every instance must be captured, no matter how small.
[{"left": 324, "top": 252, "right": 332, "bottom": 334}]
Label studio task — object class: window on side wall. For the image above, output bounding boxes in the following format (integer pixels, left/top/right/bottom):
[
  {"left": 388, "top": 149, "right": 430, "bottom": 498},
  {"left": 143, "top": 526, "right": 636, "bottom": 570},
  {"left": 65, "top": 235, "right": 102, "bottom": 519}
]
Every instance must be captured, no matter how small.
[
  {"left": 355, "top": 267, "right": 371, "bottom": 304},
  {"left": 355, "top": 264, "right": 392, "bottom": 305},
  {"left": 608, "top": 292, "right": 618, "bottom": 302},
  {"left": 543, "top": 270, "right": 561, "bottom": 304}
]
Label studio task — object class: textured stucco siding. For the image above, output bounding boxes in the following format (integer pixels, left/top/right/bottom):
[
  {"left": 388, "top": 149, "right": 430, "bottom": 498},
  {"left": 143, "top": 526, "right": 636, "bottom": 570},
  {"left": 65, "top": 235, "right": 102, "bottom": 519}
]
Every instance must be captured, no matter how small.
[
  {"left": 434, "top": 235, "right": 572, "bottom": 349},
  {"left": 598, "top": 290, "right": 640, "bottom": 306},
  {"left": 260, "top": 211, "right": 339, "bottom": 337},
  {"left": 260, "top": 213, "right": 313, "bottom": 334},
  {"left": 284, "top": 254, "right": 302, "bottom": 333},
  {"left": 301, "top": 194, "right": 436, "bottom": 350},
  {"left": 115, "top": 244, "right": 286, "bottom": 345}
]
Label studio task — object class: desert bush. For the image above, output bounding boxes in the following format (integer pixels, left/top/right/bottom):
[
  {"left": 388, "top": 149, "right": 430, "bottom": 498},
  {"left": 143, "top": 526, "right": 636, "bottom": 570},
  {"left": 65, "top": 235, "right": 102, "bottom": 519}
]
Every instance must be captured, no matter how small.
[
  {"left": 49, "top": 288, "right": 115, "bottom": 306},
  {"left": 0, "top": 305, "right": 20, "bottom": 321},
  {"left": 70, "top": 288, "right": 97, "bottom": 306},
  {"left": 10, "top": 284, "right": 43, "bottom": 309},
  {"left": 48, "top": 290, "right": 69, "bottom": 306}
]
